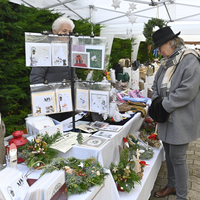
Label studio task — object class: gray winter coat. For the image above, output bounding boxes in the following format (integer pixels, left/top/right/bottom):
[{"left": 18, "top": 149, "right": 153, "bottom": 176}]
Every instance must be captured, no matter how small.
[
  {"left": 30, "top": 66, "right": 76, "bottom": 84},
  {"left": 152, "top": 51, "right": 200, "bottom": 144}
]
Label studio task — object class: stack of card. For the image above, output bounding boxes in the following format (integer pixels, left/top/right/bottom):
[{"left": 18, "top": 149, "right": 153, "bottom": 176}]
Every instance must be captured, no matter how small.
[
  {"left": 25, "top": 170, "right": 65, "bottom": 200},
  {"left": 0, "top": 167, "right": 29, "bottom": 200}
]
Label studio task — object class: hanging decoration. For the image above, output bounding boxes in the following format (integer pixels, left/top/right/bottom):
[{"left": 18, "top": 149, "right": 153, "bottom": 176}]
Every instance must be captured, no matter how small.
[
  {"left": 126, "top": 28, "right": 133, "bottom": 39},
  {"left": 111, "top": 0, "right": 121, "bottom": 10},
  {"left": 128, "top": 14, "right": 137, "bottom": 25},
  {"left": 127, "top": 2, "right": 137, "bottom": 25},
  {"left": 143, "top": 18, "right": 167, "bottom": 45},
  {"left": 129, "top": 2, "right": 137, "bottom": 11}
]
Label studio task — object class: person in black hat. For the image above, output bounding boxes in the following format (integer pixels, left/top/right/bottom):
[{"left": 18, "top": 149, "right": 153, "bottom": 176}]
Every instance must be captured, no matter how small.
[{"left": 149, "top": 26, "right": 200, "bottom": 199}]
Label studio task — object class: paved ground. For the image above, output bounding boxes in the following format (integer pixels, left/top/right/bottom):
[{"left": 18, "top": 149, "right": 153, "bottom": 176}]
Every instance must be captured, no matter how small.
[{"left": 149, "top": 137, "right": 200, "bottom": 200}]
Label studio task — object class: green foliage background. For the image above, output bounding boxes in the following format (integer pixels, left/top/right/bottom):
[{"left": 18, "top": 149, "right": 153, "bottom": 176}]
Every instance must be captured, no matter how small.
[
  {"left": 0, "top": 0, "right": 61, "bottom": 136},
  {"left": 110, "top": 38, "right": 135, "bottom": 66},
  {"left": 0, "top": 0, "right": 103, "bottom": 136},
  {"left": 0, "top": 0, "right": 151, "bottom": 136}
]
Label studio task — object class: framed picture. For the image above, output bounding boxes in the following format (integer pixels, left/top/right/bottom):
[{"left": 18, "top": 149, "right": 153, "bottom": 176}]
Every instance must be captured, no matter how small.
[
  {"left": 72, "top": 51, "right": 90, "bottom": 68},
  {"left": 34, "top": 118, "right": 54, "bottom": 130},
  {"left": 76, "top": 124, "right": 98, "bottom": 133},
  {"left": 85, "top": 45, "right": 105, "bottom": 69},
  {"left": 90, "top": 90, "right": 109, "bottom": 113},
  {"left": 25, "top": 43, "right": 51, "bottom": 67},
  {"left": 56, "top": 89, "right": 72, "bottom": 113},
  {"left": 80, "top": 137, "right": 108, "bottom": 149},
  {"left": 31, "top": 91, "right": 56, "bottom": 116},
  {"left": 92, "top": 131, "right": 117, "bottom": 139},
  {"left": 51, "top": 43, "right": 68, "bottom": 66},
  {"left": 76, "top": 89, "right": 89, "bottom": 111},
  {"left": 90, "top": 121, "right": 109, "bottom": 129}
]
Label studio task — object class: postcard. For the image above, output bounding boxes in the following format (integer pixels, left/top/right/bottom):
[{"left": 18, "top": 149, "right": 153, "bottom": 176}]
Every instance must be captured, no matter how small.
[
  {"left": 51, "top": 43, "right": 68, "bottom": 66},
  {"left": 85, "top": 45, "right": 105, "bottom": 70},
  {"left": 80, "top": 137, "right": 108, "bottom": 149},
  {"left": 90, "top": 90, "right": 109, "bottom": 113},
  {"left": 50, "top": 131, "right": 91, "bottom": 153},
  {"left": 76, "top": 89, "right": 89, "bottom": 111},
  {"left": 99, "top": 125, "right": 123, "bottom": 132},
  {"left": 76, "top": 124, "right": 98, "bottom": 133},
  {"left": 31, "top": 91, "right": 56, "bottom": 116},
  {"left": 92, "top": 131, "right": 117, "bottom": 139},
  {"left": 56, "top": 89, "right": 72, "bottom": 113},
  {"left": 26, "top": 43, "right": 51, "bottom": 67},
  {"left": 72, "top": 51, "right": 90, "bottom": 68}
]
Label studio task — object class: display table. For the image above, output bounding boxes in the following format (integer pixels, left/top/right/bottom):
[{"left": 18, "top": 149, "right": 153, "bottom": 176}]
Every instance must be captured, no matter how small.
[
  {"left": 16, "top": 144, "right": 164, "bottom": 200},
  {"left": 5, "top": 109, "right": 165, "bottom": 200},
  {"left": 58, "top": 112, "right": 146, "bottom": 167}
]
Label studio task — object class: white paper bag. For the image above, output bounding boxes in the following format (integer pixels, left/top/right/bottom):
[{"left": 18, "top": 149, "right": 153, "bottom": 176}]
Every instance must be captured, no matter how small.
[{"left": 131, "top": 69, "right": 139, "bottom": 90}]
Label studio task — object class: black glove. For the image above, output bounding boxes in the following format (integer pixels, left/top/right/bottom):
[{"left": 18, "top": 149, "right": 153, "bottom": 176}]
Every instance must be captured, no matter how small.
[{"left": 149, "top": 96, "right": 170, "bottom": 123}]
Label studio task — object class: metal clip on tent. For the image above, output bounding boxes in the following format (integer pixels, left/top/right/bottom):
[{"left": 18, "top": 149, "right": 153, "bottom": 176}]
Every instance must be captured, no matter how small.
[
  {"left": 41, "top": 31, "right": 51, "bottom": 35},
  {"left": 43, "top": 80, "right": 48, "bottom": 85},
  {"left": 90, "top": 32, "right": 95, "bottom": 38},
  {"left": 74, "top": 32, "right": 79, "bottom": 37}
]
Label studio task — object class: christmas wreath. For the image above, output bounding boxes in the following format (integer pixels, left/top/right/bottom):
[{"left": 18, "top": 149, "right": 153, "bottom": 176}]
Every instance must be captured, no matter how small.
[
  {"left": 40, "top": 157, "right": 109, "bottom": 196},
  {"left": 143, "top": 18, "right": 167, "bottom": 45}
]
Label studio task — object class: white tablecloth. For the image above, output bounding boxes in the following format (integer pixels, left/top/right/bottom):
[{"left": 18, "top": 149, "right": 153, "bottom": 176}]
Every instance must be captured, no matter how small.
[
  {"left": 11, "top": 110, "right": 165, "bottom": 200},
  {"left": 17, "top": 144, "right": 164, "bottom": 200},
  {"left": 58, "top": 112, "right": 145, "bottom": 167}
]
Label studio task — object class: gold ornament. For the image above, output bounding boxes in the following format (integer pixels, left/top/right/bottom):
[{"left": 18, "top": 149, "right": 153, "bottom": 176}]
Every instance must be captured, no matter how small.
[{"left": 112, "top": 166, "right": 118, "bottom": 173}]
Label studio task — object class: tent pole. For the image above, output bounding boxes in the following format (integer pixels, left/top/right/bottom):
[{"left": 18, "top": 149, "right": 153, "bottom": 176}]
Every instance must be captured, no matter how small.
[
  {"left": 42, "top": 0, "right": 75, "bottom": 9},
  {"left": 90, "top": 5, "right": 94, "bottom": 35}
]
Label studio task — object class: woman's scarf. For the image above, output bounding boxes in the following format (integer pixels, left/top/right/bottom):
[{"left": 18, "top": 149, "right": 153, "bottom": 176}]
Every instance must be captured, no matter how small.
[{"left": 160, "top": 46, "right": 186, "bottom": 97}]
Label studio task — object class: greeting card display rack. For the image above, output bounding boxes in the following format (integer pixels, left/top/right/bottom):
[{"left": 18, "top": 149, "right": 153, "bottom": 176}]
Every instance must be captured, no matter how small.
[{"left": 25, "top": 32, "right": 109, "bottom": 131}]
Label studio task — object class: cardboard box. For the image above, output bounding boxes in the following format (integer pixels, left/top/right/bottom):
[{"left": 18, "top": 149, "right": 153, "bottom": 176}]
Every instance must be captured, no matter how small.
[{"left": 25, "top": 116, "right": 63, "bottom": 136}]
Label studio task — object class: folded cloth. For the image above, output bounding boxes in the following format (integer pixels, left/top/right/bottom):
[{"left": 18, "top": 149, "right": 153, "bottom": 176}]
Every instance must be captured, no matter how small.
[
  {"left": 118, "top": 103, "right": 147, "bottom": 118},
  {"left": 127, "top": 101, "right": 146, "bottom": 107},
  {"left": 122, "top": 96, "right": 149, "bottom": 103},
  {"left": 149, "top": 96, "right": 170, "bottom": 123}
]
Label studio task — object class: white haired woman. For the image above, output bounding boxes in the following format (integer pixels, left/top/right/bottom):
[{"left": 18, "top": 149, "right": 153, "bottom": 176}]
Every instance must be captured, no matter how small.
[
  {"left": 30, "top": 16, "right": 75, "bottom": 84},
  {"left": 52, "top": 16, "right": 75, "bottom": 35},
  {"left": 149, "top": 26, "right": 200, "bottom": 200}
]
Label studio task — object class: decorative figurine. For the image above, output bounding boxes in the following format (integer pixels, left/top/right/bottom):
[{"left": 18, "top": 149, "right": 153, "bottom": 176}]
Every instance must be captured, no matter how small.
[{"left": 9, "top": 143, "right": 17, "bottom": 168}]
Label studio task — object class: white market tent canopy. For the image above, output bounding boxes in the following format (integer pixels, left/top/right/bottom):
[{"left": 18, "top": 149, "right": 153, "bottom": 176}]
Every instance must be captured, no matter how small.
[{"left": 9, "top": 0, "right": 200, "bottom": 60}]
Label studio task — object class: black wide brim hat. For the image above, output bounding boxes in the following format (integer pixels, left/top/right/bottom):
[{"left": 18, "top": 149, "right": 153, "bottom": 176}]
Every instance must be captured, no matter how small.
[{"left": 152, "top": 26, "right": 181, "bottom": 49}]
